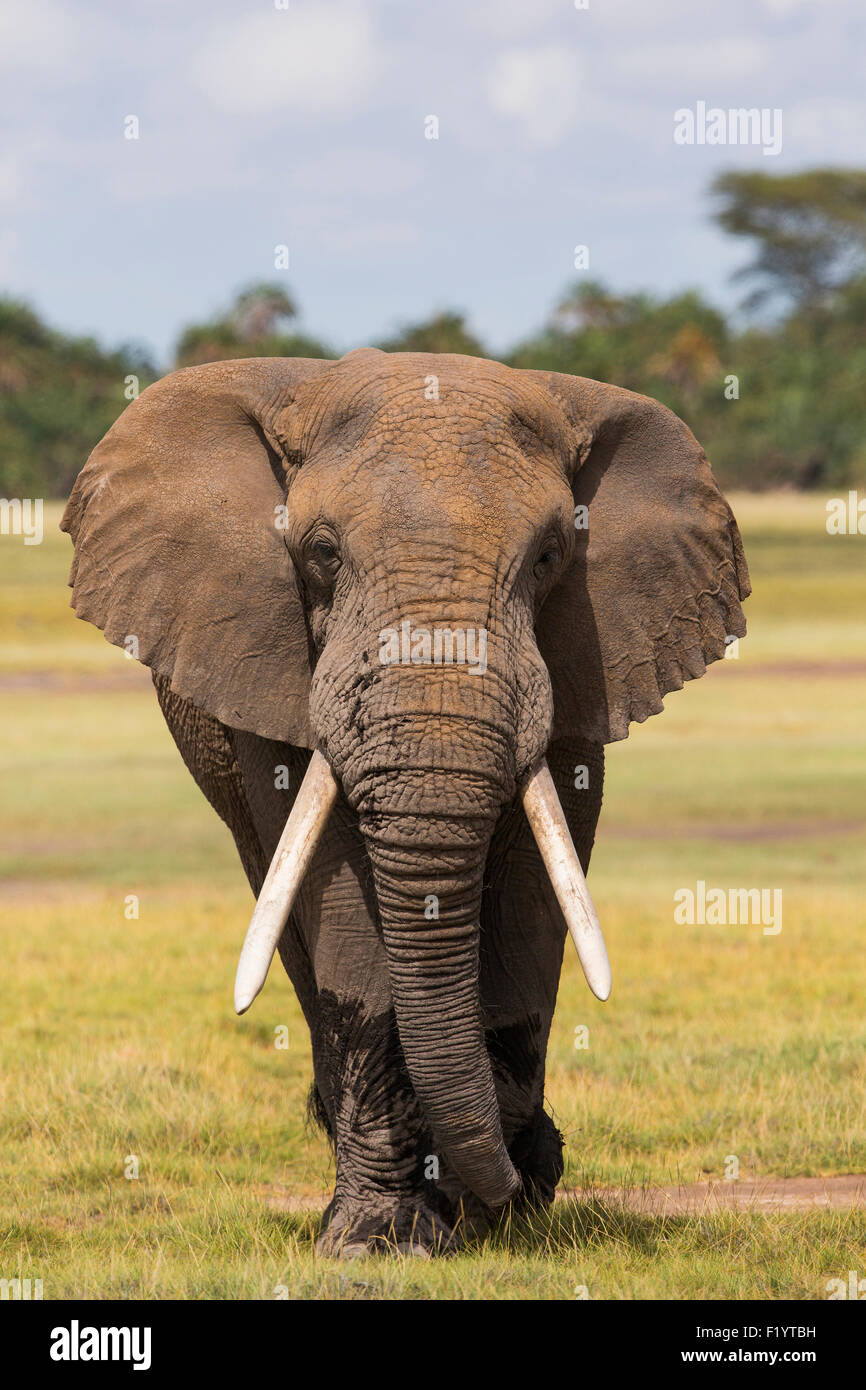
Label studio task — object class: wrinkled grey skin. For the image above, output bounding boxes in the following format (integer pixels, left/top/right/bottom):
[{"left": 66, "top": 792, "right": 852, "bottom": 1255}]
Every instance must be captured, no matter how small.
[{"left": 62, "top": 348, "right": 749, "bottom": 1255}]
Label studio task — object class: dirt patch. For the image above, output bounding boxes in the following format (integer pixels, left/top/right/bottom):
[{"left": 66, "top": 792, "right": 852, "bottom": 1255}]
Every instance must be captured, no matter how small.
[
  {"left": 0, "top": 668, "right": 151, "bottom": 693},
  {"left": 711, "top": 660, "right": 866, "bottom": 680},
  {"left": 563, "top": 1175, "right": 866, "bottom": 1215},
  {"left": 261, "top": 1175, "right": 866, "bottom": 1217},
  {"left": 0, "top": 878, "right": 107, "bottom": 904}
]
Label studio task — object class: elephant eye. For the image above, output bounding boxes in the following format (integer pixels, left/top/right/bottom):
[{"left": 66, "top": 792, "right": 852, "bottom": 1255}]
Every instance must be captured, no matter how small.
[
  {"left": 301, "top": 534, "right": 341, "bottom": 588},
  {"left": 312, "top": 540, "right": 338, "bottom": 562},
  {"left": 533, "top": 545, "right": 559, "bottom": 581}
]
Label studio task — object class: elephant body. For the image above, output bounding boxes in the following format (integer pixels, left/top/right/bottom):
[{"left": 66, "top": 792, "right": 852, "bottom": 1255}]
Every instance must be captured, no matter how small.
[
  {"left": 62, "top": 349, "right": 749, "bottom": 1254},
  {"left": 155, "top": 672, "right": 602, "bottom": 1249}
]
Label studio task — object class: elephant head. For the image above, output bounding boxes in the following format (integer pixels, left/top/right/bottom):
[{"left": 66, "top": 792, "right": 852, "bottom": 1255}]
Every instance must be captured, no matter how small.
[{"left": 61, "top": 348, "right": 749, "bottom": 1210}]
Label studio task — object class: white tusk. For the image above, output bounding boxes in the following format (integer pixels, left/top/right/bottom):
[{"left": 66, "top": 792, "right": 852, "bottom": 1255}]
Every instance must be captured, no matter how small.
[
  {"left": 520, "top": 758, "right": 612, "bottom": 1002},
  {"left": 234, "top": 749, "right": 339, "bottom": 1015}
]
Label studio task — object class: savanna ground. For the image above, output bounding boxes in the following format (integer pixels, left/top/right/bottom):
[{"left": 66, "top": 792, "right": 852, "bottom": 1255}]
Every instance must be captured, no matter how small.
[{"left": 1, "top": 494, "right": 865, "bottom": 1299}]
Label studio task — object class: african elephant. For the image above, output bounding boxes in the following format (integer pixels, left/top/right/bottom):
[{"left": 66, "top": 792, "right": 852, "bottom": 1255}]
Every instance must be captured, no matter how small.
[{"left": 61, "top": 348, "right": 749, "bottom": 1256}]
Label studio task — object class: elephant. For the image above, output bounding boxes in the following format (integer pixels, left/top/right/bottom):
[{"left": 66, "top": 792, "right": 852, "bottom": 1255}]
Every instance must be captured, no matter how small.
[{"left": 61, "top": 348, "right": 749, "bottom": 1256}]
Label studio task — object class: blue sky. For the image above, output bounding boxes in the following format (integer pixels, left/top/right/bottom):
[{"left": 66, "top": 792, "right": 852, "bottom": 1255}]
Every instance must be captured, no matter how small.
[{"left": 2, "top": 0, "right": 863, "bottom": 365}]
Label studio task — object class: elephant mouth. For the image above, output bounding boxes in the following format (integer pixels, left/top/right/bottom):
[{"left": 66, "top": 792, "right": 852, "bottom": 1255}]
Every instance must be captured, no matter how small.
[{"left": 233, "top": 750, "right": 611, "bottom": 1015}]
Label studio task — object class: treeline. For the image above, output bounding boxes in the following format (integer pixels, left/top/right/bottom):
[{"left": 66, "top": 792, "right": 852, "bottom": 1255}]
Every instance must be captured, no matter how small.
[
  {"left": 3, "top": 169, "right": 865, "bottom": 497},
  {"left": 0, "top": 300, "right": 156, "bottom": 500}
]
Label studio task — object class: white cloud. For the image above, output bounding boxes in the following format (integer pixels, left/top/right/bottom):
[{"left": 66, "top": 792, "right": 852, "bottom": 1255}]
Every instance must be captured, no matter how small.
[
  {"left": 0, "top": 0, "right": 78, "bottom": 72},
  {"left": 592, "top": 0, "right": 712, "bottom": 30},
  {"left": 486, "top": 46, "right": 582, "bottom": 146},
  {"left": 616, "top": 38, "right": 768, "bottom": 85},
  {"left": 785, "top": 98, "right": 866, "bottom": 162},
  {"left": 760, "top": 0, "right": 839, "bottom": 13},
  {"left": 0, "top": 226, "right": 18, "bottom": 278},
  {"left": 0, "top": 155, "right": 22, "bottom": 206},
  {"left": 288, "top": 202, "right": 418, "bottom": 254},
  {"left": 109, "top": 147, "right": 262, "bottom": 203},
  {"left": 192, "top": 3, "right": 380, "bottom": 116},
  {"left": 291, "top": 150, "right": 421, "bottom": 197},
  {"left": 463, "top": 0, "right": 567, "bottom": 39}
]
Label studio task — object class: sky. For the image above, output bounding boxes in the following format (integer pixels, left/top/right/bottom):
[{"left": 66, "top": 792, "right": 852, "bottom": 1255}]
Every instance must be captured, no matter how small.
[{"left": 2, "top": 0, "right": 864, "bottom": 366}]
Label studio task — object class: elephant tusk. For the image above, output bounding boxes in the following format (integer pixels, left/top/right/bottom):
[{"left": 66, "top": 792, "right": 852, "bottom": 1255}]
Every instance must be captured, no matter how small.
[
  {"left": 519, "top": 758, "right": 612, "bottom": 1002},
  {"left": 234, "top": 749, "right": 339, "bottom": 1015}
]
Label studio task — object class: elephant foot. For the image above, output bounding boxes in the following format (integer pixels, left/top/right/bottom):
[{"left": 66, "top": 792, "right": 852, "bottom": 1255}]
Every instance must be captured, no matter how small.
[
  {"left": 509, "top": 1107, "right": 565, "bottom": 1210},
  {"left": 434, "top": 1106, "right": 565, "bottom": 1239},
  {"left": 316, "top": 1196, "right": 456, "bottom": 1259}
]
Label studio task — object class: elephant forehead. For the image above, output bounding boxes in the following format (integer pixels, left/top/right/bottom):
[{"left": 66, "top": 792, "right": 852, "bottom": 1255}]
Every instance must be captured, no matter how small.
[
  {"left": 330, "top": 348, "right": 522, "bottom": 401},
  {"left": 311, "top": 430, "right": 568, "bottom": 543},
  {"left": 290, "top": 354, "right": 575, "bottom": 542},
  {"left": 299, "top": 352, "right": 571, "bottom": 461}
]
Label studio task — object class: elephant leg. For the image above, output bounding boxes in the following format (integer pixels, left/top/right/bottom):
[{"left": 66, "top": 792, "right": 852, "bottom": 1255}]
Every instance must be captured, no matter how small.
[
  {"left": 228, "top": 731, "right": 455, "bottom": 1256},
  {"left": 469, "top": 737, "right": 605, "bottom": 1211}
]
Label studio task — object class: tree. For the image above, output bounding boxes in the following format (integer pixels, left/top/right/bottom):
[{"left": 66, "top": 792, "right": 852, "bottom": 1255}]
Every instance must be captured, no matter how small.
[
  {"left": 551, "top": 280, "right": 632, "bottom": 332},
  {"left": 174, "top": 284, "right": 330, "bottom": 367},
  {"left": 507, "top": 283, "right": 728, "bottom": 401},
  {"left": 711, "top": 168, "right": 866, "bottom": 311},
  {"left": 231, "top": 283, "right": 297, "bottom": 340},
  {"left": 646, "top": 323, "right": 721, "bottom": 401},
  {"left": 0, "top": 297, "right": 156, "bottom": 497},
  {"left": 376, "top": 311, "right": 486, "bottom": 356}
]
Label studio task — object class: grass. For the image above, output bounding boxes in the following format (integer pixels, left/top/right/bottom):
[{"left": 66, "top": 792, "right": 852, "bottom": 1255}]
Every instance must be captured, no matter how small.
[{"left": 1, "top": 495, "right": 865, "bottom": 1298}]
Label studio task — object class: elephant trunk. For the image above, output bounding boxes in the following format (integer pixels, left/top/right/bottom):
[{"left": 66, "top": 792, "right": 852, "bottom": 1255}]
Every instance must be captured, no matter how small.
[
  {"left": 306, "top": 613, "right": 551, "bottom": 1208},
  {"left": 357, "top": 766, "right": 522, "bottom": 1209}
]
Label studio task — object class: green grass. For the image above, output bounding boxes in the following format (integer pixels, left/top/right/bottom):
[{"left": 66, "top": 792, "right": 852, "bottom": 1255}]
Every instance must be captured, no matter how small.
[{"left": 1, "top": 496, "right": 865, "bottom": 1298}]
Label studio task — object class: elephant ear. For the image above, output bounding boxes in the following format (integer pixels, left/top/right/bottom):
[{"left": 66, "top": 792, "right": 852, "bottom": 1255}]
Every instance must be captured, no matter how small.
[
  {"left": 61, "top": 357, "right": 334, "bottom": 746},
  {"left": 527, "top": 372, "right": 750, "bottom": 744}
]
